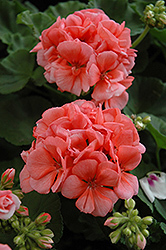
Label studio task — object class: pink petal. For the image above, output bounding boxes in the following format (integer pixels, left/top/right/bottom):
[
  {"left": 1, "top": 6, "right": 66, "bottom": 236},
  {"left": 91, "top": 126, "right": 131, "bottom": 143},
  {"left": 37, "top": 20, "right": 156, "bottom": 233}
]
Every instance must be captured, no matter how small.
[
  {"left": 114, "top": 172, "right": 138, "bottom": 199},
  {"left": 72, "top": 159, "right": 98, "bottom": 181},
  {"left": 76, "top": 187, "right": 95, "bottom": 214},
  {"left": 29, "top": 171, "right": 56, "bottom": 194},
  {"left": 26, "top": 147, "right": 56, "bottom": 179},
  {"left": 91, "top": 189, "right": 113, "bottom": 217},
  {"left": 118, "top": 145, "right": 141, "bottom": 171},
  {"left": 62, "top": 175, "right": 87, "bottom": 198}
]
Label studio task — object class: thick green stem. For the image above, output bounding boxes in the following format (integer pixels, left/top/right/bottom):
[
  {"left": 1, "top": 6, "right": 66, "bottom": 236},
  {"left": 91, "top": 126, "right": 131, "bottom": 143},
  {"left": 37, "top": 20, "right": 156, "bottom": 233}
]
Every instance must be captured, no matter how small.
[{"left": 132, "top": 25, "right": 150, "bottom": 49}]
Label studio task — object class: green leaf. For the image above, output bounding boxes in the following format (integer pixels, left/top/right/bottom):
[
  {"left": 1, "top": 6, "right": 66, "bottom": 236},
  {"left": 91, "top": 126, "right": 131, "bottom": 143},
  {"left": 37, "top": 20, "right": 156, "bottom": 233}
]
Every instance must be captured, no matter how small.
[
  {"left": 0, "top": 94, "right": 52, "bottom": 146},
  {"left": 137, "top": 187, "right": 154, "bottom": 212},
  {"left": 0, "top": 50, "right": 35, "bottom": 94},
  {"left": 79, "top": 213, "right": 109, "bottom": 241},
  {"left": 154, "top": 199, "right": 166, "bottom": 220},
  {"left": 131, "top": 160, "right": 158, "bottom": 179},
  {"left": 124, "top": 4, "right": 145, "bottom": 36},
  {"left": 0, "top": 0, "right": 29, "bottom": 44},
  {"left": 150, "top": 28, "right": 166, "bottom": 45},
  {"left": 5, "top": 33, "right": 36, "bottom": 53},
  {"left": 31, "top": 66, "right": 47, "bottom": 86},
  {"left": 147, "top": 122, "right": 166, "bottom": 149},
  {"left": 160, "top": 222, "right": 166, "bottom": 234},
  {"left": 45, "top": 1, "right": 87, "bottom": 18},
  {"left": 124, "top": 76, "right": 164, "bottom": 115},
  {"left": 22, "top": 191, "right": 63, "bottom": 243},
  {"left": 17, "top": 10, "right": 55, "bottom": 38}
]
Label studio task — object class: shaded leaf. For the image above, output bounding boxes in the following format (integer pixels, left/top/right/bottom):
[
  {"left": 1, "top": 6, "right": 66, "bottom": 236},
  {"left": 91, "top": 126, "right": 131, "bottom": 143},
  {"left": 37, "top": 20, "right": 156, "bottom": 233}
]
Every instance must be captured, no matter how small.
[
  {"left": 0, "top": 50, "right": 35, "bottom": 94},
  {"left": 154, "top": 199, "right": 166, "bottom": 220},
  {"left": 0, "top": 94, "right": 52, "bottom": 146},
  {"left": 160, "top": 222, "right": 166, "bottom": 234},
  {"left": 17, "top": 10, "right": 55, "bottom": 38},
  {"left": 5, "top": 33, "right": 36, "bottom": 53},
  {"left": 124, "top": 76, "right": 164, "bottom": 115},
  {"left": 79, "top": 213, "right": 109, "bottom": 241},
  {"left": 45, "top": 0, "right": 87, "bottom": 18},
  {"left": 22, "top": 191, "right": 63, "bottom": 243},
  {"left": 137, "top": 187, "right": 154, "bottom": 212}
]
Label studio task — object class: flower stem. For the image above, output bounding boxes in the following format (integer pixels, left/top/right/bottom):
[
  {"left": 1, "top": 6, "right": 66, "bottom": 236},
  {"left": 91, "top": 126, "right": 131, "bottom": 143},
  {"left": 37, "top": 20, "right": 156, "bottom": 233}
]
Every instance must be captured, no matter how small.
[{"left": 131, "top": 25, "right": 150, "bottom": 49}]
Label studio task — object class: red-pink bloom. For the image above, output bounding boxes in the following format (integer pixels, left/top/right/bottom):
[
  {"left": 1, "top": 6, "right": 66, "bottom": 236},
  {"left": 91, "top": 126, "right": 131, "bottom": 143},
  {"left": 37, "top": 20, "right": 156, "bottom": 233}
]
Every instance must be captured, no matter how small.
[
  {"left": 31, "top": 9, "right": 136, "bottom": 109},
  {"left": 0, "top": 190, "right": 21, "bottom": 220},
  {"left": 62, "top": 151, "right": 119, "bottom": 217},
  {"left": 0, "top": 244, "right": 12, "bottom": 250},
  {"left": 20, "top": 100, "right": 145, "bottom": 216}
]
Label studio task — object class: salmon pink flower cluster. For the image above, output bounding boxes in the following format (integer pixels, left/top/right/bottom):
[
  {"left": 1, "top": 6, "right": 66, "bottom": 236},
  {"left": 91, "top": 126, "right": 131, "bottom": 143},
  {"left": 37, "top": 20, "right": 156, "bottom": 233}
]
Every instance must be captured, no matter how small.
[
  {"left": 31, "top": 9, "right": 136, "bottom": 109},
  {"left": 20, "top": 100, "right": 145, "bottom": 217}
]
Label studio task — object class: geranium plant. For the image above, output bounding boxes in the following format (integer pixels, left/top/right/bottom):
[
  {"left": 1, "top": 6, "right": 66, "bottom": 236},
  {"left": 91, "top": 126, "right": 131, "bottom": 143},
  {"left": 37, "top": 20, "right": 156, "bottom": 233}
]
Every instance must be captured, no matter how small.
[{"left": 0, "top": 0, "right": 166, "bottom": 249}]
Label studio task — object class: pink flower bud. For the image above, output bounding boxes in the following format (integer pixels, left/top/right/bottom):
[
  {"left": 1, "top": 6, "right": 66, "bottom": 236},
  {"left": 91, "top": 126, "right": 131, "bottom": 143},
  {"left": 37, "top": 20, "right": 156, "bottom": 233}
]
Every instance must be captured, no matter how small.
[
  {"left": 35, "top": 212, "right": 51, "bottom": 225},
  {"left": 1, "top": 168, "right": 15, "bottom": 188},
  {"left": 16, "top": 205, "right": 29, "bottom": 216},
  {"left": 36, "top": 236, "right": 54, "bottom": 249},
  {"left": 104, "top": 217, "right": 122, "bottom": 229},
  {"left": 136, "top": 233, "right": 146, "bottom": 249}
]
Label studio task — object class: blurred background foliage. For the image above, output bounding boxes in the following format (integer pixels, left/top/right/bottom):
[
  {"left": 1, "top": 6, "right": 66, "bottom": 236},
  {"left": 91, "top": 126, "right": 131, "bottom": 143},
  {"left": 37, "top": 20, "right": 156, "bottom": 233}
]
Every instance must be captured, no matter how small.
[{"left": 0, "top": 0, "right": 166, "bottom": 249}]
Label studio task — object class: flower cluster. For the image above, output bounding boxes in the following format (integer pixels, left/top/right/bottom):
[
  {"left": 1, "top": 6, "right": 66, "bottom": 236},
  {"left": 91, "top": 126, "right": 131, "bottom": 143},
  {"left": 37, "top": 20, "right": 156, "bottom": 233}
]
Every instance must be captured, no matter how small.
[
  {"left": 104, "top": 198, "right": 153, "bottom": 250},
  {"left": 31, "top": 9, "right": 136, "bottom": 110},
  {"left": 20, "top": 100, "right": 145, "bottom": 217}
]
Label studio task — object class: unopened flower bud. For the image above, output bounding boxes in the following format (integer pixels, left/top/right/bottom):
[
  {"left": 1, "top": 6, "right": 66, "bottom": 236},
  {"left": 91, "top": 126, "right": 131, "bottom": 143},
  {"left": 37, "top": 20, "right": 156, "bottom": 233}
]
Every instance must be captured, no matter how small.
[
  {"left": 142, "top": 229, "right": 150, "bottom": 238},
  {"left": 109, "top": 228, "right": 122, "bottom": 244},
  {"left": 35, "top": 212, "right": 51, "bottom": 225},
  {"left": 104, "top": 217, "right": 124, "bottom": 229},
  {"left": 1, "top": 168, "right": 15, "bottom": 189},
  {"left": 11, "top": 220, "right": 20, "bottom": 229},
  {"left": 142, "top": 216, "right": 153, "bottom": 225},
  {"left": 142, "top": 116, "right": 151, "bottom": 124},
  {"left": 136, "top": 233, "right": 146, "bottom": 249},
  {"left": 12, "top": 189, "right": 24, "bottom": 200},
  {"left": 123, "top": 227, "right": 132, "bottom": 237},
  {"left": 134, "top": 216, "right": 142, "bottom": 223},
  {"left": 156, "top": 1, "right": 165, "bottom": 8},
  {"left": 113, "top": 212, "right": 123, "bottom": 217},
  {"left": 35, "top": 236, "right": 54, "bottom": 249},
  {"left": 131, "top": 209, "right": 139, "bottom": 217},
  {"left": 130, "top": 225, "right": 136, "bottom": 233},
  {"left": 125, "top": 199, "right": 136, "bottom": 210},
  {"left": 24, "top": 217, "right": 31, "bottom": 226},
  {"left": 14, "top": 235, "right": 25, "bottom": 246},
  {"left": 41, "top": 229, "right": 54, "bottom": 238},
  {"left": 16, "top": 205, "right": 29, "bottom": 217},
  {"left": 128, "top": 234, "right": 136, "bottom": 245}
]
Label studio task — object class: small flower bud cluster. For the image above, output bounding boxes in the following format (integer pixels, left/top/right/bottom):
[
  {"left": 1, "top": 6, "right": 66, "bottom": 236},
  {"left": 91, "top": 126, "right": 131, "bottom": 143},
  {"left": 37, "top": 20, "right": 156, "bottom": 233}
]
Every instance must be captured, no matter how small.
[
  {"left": 142, "top": 1, "right": 166, "bottom": 29},
  {"left": 104, "top": 198, "right": 153, "bottom": 250},
  {"left": 131, "top": 114, "right": 151, "bottom": 131},
  {"left": 12, "top": 212, "right": 54, "bottom": 249}
]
